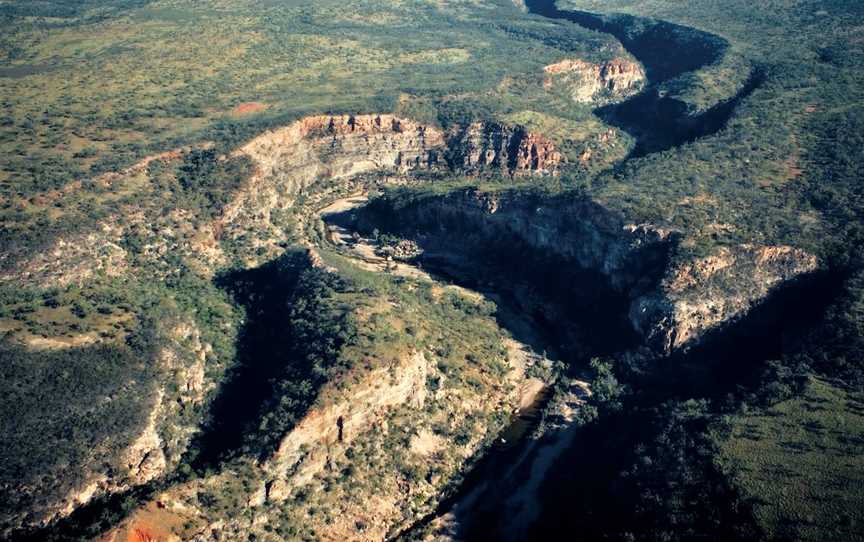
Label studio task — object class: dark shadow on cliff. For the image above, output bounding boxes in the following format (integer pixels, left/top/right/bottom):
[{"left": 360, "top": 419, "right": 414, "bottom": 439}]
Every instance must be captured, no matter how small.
[
  {"left": 417, "top": 250, "right": 639, "bottom": 362},
  {"left": 325, "top": 193, "right": 663, "bottom": 365},
  {"left": 444, "top": 269, "right": 846, "bottom": 542},
  {"left": 643, "top": 268, "right": 847, "bottom": 402},
  {"left": 11, "top": 481, "right": 162, "bottom": 542},
  {"left": 189, "top": 250, "right": 312, "bottom": 470}
]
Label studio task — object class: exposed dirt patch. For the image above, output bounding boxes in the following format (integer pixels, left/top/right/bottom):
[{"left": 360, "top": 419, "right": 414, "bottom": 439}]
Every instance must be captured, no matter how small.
[
  {"left": 231, "top": 102, "right": 268, "bottom": 116},
  {"left": 25, "top": 334, "right": 101, "bottom": 350},
  {"left": 411, "top": 429, "right": 446, "bottom": 456},
  {"left": 784, "top": 153, "right": 803, "bottom": 180},
  {"left": 97, "top": 501, "right": 192, "bottom": 542}
]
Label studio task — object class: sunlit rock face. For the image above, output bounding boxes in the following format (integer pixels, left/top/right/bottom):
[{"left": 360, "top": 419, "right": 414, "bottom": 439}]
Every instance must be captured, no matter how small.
[{"left": 543, "top": 57, "right": 646, "bottom": 104}]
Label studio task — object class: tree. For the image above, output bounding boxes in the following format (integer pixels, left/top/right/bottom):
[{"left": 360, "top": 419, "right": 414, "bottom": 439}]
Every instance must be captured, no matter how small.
[{"left": 589, "top": 357, "right": 627, "bottom": 413}]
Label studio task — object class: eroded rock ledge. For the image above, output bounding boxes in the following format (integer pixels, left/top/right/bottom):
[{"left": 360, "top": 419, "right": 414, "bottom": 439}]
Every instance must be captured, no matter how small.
[
  {"left": 634, "top": 244, "right": 818, "bottom": 351},
  {"left": 218, "top": 114, "right": 565, "bottom": 265}
]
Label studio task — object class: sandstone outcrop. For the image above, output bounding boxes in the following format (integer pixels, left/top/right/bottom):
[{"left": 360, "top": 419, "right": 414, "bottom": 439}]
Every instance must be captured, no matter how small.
[
  {"left": 446, "top": 122, "right": 565, "bottom": 176},
  {"left": 630, "top": 244, "right": 819, "bottom": 351},
  {"left": 1, "top": 113, "right": 568, "bottom": 286},
  {"left": 217, "top": 114, "right": 446, "bottom": 263},
  {"left": 544, "top": 57, "right": 646, "bottom": 104},
  {"left": 263, "top": 350, "right": 430, "bottom": 498},
  {"left": 207, "top": 114, "right": 565, "bottom": 267},
  {"left": 100, "top": 327, "right": 524, "bottom": 542}
]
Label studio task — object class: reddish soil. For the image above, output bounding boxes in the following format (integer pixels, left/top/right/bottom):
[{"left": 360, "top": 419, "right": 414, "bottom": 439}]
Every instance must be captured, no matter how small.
[
  {"left": 130, "top": 527, "right": 161, "bottom": 542},
  {"left": 232, "top": 102, "right": 268, "bottom": 116},
  {"left": 96, "top": 501, "right": 191, "bottom": 542}
]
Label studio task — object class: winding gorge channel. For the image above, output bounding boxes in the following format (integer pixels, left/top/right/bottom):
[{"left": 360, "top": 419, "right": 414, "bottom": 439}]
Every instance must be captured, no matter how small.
[
  {"left": 320, "top": 195, "right": 591, "bottom": 542},
  {"left": 377, "top": 2, "right": 751, "bottom": 538},
  {"left": 525, "top": 0, "right": 759, "bottom": 158}
]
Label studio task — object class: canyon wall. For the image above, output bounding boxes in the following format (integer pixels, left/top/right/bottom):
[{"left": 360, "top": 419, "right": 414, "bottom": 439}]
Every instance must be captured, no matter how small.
[
  {"left": 445, "top": 122, "right": 565, "bottom": 176},
  {"left": 359, "top": 188, "right": 818, "bottom": 353},
  {"left": 2, "top": 318, "right": 213, "bottom": 537}
]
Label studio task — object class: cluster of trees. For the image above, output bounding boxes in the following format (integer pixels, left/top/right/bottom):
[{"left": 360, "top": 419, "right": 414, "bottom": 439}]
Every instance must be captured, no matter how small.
[
  {"left": 145, "top": 149, "right": 253, "bottom": 220},
  {"left": 0, "top": 0, "right": 151, "bottom": 20},
  {"left": 515, "top": 355, "right": 758, "bottom": 541},
  {"left": 190, "top": 254, "right": 359, "bottom": 467},
  {"left": 177, "top": 149, "right": 251, "bottom": 216}
]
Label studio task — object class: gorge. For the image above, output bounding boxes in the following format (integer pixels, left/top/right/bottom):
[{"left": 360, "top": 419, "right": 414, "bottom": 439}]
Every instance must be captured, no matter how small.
[{"left": 4, "top": 1, "right": 849, "bottom": 541}]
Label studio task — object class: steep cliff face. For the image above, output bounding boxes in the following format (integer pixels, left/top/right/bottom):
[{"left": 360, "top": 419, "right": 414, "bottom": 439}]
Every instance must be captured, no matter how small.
[
  {"left": 1, "top": 113, "right": 568, "bottom": 288},
  {"left": 445, "top": 122, "right": 565, "bottom": 176},
  {"left": 263, "top": 350, "right": 430, "bottom": 499},
  {"left": 359, "top": 188, "right": 818, "bottom": 354},
  {"left": 101, "top": 310, "right": 526, "bottom": 542},
  {"left": 216, "top": 114, "right": 445, "bottom": 262},
  {"left": 544, "top": 57, "right": 646, "bottom": 104},
  {"left": 215, "top": 114, "right": 565, "bottom": 266},
  {"left": 364, "top": 189, "right": 674, "bottom": 292}
]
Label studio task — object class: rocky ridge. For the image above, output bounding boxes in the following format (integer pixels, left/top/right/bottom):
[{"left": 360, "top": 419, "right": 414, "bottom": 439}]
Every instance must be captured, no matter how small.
[
  {"left": 102, "top": 311, "right": 525, "bottom": 542},
  {"left": 632, "top": 244, "right": 819, "bottom": 350},
  {"left": 263, "top": 350, "right": 431, "bottom": 502},
  {"left": 0, "top": 114, "right": 570, "bottom": 287},
  {"left": 1, "top": 92, "right": 814, "bottom": 536},
  {"left": 445, "top": 122, "right": 564, "bottom": 176}
]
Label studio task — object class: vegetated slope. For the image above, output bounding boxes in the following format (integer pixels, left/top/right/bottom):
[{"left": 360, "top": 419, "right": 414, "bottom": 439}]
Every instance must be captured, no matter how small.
[
  {"left": 715, "top": 377, "right": 864, "bottom": 541},
  {"left": 0, "top": 0, "right": 631, "bottom": 534},
  {"left": 97, "top": 246, "right": 535, "bottom": 542},
  {"left": 0, "top": 110, "right": 606, "bottom": 538}
]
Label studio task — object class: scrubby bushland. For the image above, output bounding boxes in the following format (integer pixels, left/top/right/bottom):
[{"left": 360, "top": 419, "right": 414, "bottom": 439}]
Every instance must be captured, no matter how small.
[
  {"left": 0, "top": 336, "right": 155, "bottom": 534},
  {"left": 245, "top": 266, "right": 359, "bottom": 458}
]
